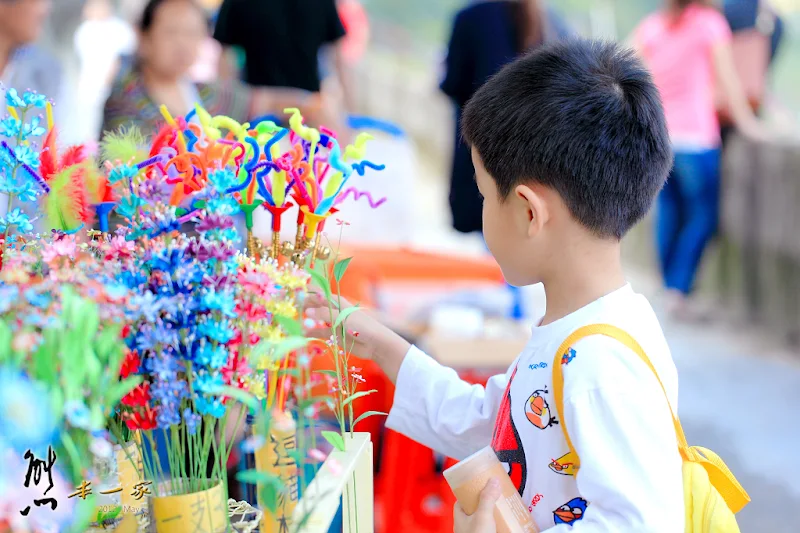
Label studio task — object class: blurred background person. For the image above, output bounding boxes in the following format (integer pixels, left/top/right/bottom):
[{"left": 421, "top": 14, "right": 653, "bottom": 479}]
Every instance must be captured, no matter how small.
[
  {"left": 101, "top": 0, "right": 314, "bottom": 137},
  {"left": 724, "top": 0, "right": 784, "bottom": 62},
  {"left": 719, "top": 0, "right": 784, "bottom": 142},
  {"left": 440, "top": 0, "right": 570, "bottom": 235},
  {"left": 74, "top": 0, "right": 136, "bottom": 142},
  {"left": 213, "top": 0, "right": 353, "bottom": 125},
  {"left": 0, "top": 0, "right": 59, "bottom": 104},
  {"left": 632, "top": 0, "right": 766, "bottom": 318}
]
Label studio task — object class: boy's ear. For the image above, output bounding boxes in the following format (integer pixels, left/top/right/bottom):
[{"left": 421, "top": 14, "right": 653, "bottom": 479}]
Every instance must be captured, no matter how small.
[{"left": 514, "top": 184, "right": 548, "bottom": 238}]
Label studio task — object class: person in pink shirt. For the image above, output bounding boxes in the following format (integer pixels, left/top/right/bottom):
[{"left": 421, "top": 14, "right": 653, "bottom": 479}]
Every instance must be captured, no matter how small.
[{"left": 633, "top": 0, "right": 763, "bottom": 317}]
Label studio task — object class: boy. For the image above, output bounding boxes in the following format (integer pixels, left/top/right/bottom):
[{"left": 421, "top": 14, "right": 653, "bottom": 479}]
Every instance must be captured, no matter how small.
[{"left": 309, "top": 39, "right": 683, "bottom": 531}]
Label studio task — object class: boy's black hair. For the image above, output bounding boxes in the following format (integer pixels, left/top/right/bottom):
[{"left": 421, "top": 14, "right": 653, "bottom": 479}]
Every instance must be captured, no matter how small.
[{"left": 462, "top": 39, "right": 672, "bottom": 240}]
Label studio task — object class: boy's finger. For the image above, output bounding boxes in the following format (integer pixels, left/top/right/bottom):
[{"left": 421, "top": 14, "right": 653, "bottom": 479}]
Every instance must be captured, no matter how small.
[
  {"left": 476, "top": 478, "right": 501, "bottom": 516},
  {"left": 306, "top": 307, "right": 338, "bottom": 323},
  {"left": 453, "top": 502, "right": 468, "bottom": 522},
  {"left": 304, "top": 292, "right": 330, "bottom": 310}
]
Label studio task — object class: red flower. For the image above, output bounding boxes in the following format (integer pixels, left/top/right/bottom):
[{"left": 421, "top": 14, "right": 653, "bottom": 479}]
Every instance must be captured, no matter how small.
[
  {"left": 222, "top": 354, "right": 249, "bottom": 390},
  {"left": 121, "top": 382, "right": 151, "bottom": 407},
  {"left": 119, "top": 350, "right": 140, "bottom": 378},
  {"left": 124, "top": 407, "right": 157, "bottom": 431},
  {"left": 120, "top": 324, "right": 131, "bottom": 339}
]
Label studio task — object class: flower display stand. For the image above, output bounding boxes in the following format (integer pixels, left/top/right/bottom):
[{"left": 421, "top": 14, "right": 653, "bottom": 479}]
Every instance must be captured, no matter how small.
[{"left": 294, "top": 432, "right": 374, "bottom": 533}]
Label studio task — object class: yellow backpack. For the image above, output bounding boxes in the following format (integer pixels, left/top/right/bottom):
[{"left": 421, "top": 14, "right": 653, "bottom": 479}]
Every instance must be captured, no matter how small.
[{"left": 551, "top": 324, "right": 750, "bottom": 532}]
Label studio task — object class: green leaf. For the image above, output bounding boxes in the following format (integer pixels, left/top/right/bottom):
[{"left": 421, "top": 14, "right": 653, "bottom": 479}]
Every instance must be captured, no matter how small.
[
  {"left": 237, "top": 469, "right": 281, "bottom": 485},
  {"left": 342, "top": 389, "right": 378, "bottom": 409},
  {"left": 213, "top": 385, "right": 261, "bottom": 413},
  {"left": 287, "top": 449, "right": 305, "bottom": 465},
  {"left": 313, "top": 369, "right": 338, "bottom": 378},
  {"left": 259, "top": 480, "right": 280, "bottom": 514},
  {"left": 308, "top": 268, "right": 332, "bottom": 301},
  {"left": 96, "top": 505, "right": 122, "bottom": 523},
  {"left": 256, "top": 336, "right": 311, "bottom": 363},
  {"left": 0, "top": 321, "right": 13, "bottom": 362},
  {"left": 353, "top": 410, "right": 388, "bottom": 428},
  {"left": 321, "top": 430, "right": 345, "bottom": 452},
  {"left": 278, "top": 367, "right": 301, "bottom": 378},
  {"left": 297, "top": 395, "right": 337, "bottom": 409},
  {"left": 333, "top": 257, "right": 353, "bottom": 283},
  {"left": 274, "top": 314, "right": 303, "bottom": 337},
  {"left": 333, "top": 305, "right": 361, "bottom": 330}
]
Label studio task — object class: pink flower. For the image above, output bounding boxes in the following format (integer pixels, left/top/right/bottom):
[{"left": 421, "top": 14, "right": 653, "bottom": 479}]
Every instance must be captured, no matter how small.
[
  {"left": 309, "top": 449, "right": 327, "bottom": 463},
  {"left": 105, "top": 235, "right": 135, "bottom": 260},
  {"left": 352, "top": 373, "right": 366, "bottom": 384},
  {"left": 41, "top": 237, "right": 76, "bottom": 263},
  {"left": 327, "top": 458, "right": 343, "bottom": 476},
  {"left": 12, "top": 332, "right": 40, "bottom": 352}
]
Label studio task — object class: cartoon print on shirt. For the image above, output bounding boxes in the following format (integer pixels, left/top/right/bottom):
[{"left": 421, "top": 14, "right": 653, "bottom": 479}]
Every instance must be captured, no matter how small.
[
  {"left": 528, "top": 493, "right": 544, "bottom": 513},
  {"left": 548, "top": 450, "right": 578, "bottom": 476},
  {"left": 525, "top": 386, "right": 558, "bottom": 430},
  {"left": 553, "top": 497, "right": 588, "bottom": 525},
  {"left": 491, "top": 366, "right": 527, "bottom": 496},
  {"left": 561, "top": 348, "right": 577, "bottom": 365}
]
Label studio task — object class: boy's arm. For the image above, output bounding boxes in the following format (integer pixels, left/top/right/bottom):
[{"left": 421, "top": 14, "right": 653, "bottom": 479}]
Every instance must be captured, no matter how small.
[
  {"left": 385, "top": 346, "right": 509, "bottom": 461},
  {"left": 307, "top": 299, "right": 508, "bottom": 460},
  {"left": 550, "top": 337, "right": 684, "bottom": 532}
]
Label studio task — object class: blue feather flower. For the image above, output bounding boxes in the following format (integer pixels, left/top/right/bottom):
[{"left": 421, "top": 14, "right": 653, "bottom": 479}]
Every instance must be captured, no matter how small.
[{"left": 0, "top": 370, "right": 57, "bottom": 453}]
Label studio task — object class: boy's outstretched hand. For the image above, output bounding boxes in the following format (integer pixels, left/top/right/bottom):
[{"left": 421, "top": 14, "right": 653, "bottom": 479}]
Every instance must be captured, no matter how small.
[
  {"left": 304, "top": 293, "right": 411, "bottom": 384},
  {"left": 454, "top": 478, "right": 501, "bottom": 533}
]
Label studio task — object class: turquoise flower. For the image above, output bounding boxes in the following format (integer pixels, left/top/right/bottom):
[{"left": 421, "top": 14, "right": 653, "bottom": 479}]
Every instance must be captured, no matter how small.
[
  {"left": 201, "top": 291, "right": 237, "bottom": 318},
  {"left": 194, "top": 372, "right": 224, "bottom": 394},
  {"left": 14, "top": 180, "right": 39, "bottom": 203},
  {"left": 209, "top": 169, "right": 238, "bottom": 192},
  {"left": 195, "top": 396, "right": 225, "bottom": 418},
  {"left": 5, "top": 88, "right": 25, "bottom": 108},
  {"left": 14, "top": 145, "right": 39, "bottom": 169},
  {"left": 22, "top": 91, "right": 48, "bottom": 109},
  {"left": 116, "top": 195, "right": 142, "bottom": 220},
  {"left": 0, "top": 286, "right": 19, "bottom": 313},
  {"left": 0, "top": 369, "right": 57, "bottom": 453},
  {"left": 22, "top": 116, "right": 46, "bottom": 138},
  {"left": 64, "top": 400, "right": 92, "bottom": 430},
  {"left": 25, "top": 288, "right": 51, "bottom": 309},
  {"left": 198, "top": 319, "right": 235, "bottom": 344},
  {"left": 0, "top": 117, "right": 21, "bottom": 137},
  {"left": 108, "top": 164, "right": 138, "bottom": 185},
  {"left": 0, "top": 208, "right": 33, "bottom": 233},
  {"left": 196, "top": 343, "right": 228, "bottom": 370}
]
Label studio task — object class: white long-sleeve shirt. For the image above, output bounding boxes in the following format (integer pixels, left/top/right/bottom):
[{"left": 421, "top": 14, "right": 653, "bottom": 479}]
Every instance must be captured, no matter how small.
[{"left": 386, "top": 285, "right": 684, "bottom": 532}]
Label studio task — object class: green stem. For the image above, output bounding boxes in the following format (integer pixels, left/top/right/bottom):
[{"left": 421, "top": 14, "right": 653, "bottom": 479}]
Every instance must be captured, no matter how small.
[{"left": 143, "top": 431, "right": 165, "bottom": 497}]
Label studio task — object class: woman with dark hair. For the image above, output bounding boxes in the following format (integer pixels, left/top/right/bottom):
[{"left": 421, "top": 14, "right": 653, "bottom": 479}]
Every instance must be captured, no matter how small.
[
  {"left": 101, "top": 0, "right": 313, "bottom": 136},
  {"left": 633, "top": 0, "right": 766, "bottom": 317},
  {"left": 441, "top": 0, "right": 570, "bottom": 235}
]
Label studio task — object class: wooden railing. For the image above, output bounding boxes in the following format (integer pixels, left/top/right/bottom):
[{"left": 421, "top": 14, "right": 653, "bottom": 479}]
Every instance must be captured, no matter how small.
[{"left": 294, "top": 432, "right": 374, "bottom": 533}]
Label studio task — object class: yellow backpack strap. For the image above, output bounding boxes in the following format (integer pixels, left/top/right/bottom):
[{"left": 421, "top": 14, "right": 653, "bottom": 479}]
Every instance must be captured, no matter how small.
[
  {"left": 551, "top": 325, "right": 689, "bottom": 465},
  {"left": 551, "top": 324, "right": 750, "bottom": 512}
]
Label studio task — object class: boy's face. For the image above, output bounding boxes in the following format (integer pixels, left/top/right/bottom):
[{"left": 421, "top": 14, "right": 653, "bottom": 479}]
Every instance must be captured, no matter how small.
[{"left": 473, "top": 148, "right": 550, "bottom": 287}]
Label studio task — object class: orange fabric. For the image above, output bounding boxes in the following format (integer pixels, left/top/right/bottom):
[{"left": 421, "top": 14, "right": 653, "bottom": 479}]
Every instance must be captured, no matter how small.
[{"left": 338, "top": 245, "right": 505, "bottom": 289}]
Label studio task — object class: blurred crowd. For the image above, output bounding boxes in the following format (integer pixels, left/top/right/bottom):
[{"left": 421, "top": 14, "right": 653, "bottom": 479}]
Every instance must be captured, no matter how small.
[{"left": 0, "top": 0, "right": 792, "bottom": 310}]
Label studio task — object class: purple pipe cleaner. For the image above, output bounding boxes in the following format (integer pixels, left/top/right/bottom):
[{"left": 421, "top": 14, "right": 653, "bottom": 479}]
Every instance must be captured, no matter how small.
[
  {"left": 137, "top": 155, "right": 162, "bottom": 169},
  {"left": 1, "top": 141, "right": 50, "bottom": 193}
]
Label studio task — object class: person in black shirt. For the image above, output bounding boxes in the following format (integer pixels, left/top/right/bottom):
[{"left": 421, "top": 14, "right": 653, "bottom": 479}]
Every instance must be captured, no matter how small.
[{"left": 213, "top": 0, "right": 352, "bottom": 112}]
